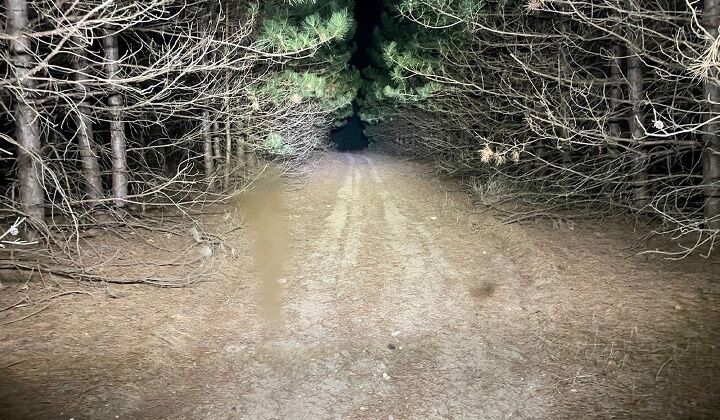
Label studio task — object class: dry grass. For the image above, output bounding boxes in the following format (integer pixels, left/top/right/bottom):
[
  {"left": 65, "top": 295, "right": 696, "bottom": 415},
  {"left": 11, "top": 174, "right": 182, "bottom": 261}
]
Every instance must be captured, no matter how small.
[
  {"left": 0, "top": 207, "right": 248, "bottom": 418},
  {"left": 477, "top": 212, "right": 720, "bottom": 418}
]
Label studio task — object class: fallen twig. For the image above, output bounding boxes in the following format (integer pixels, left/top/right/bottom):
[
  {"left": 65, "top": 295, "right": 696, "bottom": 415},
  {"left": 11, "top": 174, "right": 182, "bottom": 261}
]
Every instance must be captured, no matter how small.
[
  {"left": 0, "top": 297, "right": 28, "bottom": 313},
  {"left": 1, "top": 304, "right": 51, "bottom": 325}
]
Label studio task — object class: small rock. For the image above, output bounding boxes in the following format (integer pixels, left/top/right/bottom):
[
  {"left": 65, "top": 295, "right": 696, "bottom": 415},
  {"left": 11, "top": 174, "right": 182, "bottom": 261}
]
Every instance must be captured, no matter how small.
[
  {"left": 200, "top": 245, "right": 213, "bottom": 258},
  {"left": 106, "top": 287, "right": 126, "bottom": 299},
  {"left": 340, "top": 350, "right": 350, "bottom": 358},
  {"left": 277, "top": 278, "right": 287, "bottom": 285},
  {"left": 430, "top": 216, "right": 438, "bottom": 220},
  {"left": 391, "top": 330, "right": 401, "bottom": 337},
  {"left": 674, "top": 305, "right": 682, "bottom": 310},
  {"left": 383, "top": 372, "right": 390, "bottom": 380}
]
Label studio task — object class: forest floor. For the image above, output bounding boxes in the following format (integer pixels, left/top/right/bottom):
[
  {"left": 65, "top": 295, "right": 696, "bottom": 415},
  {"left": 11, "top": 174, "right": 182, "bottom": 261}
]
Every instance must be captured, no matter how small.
[{"left": 1, "top": 152, "right": 720, "bottom": 419}]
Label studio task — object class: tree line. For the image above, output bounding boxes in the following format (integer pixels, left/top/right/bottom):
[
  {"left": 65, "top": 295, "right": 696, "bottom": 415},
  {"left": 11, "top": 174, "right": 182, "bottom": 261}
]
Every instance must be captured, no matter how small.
[
  {"left": 361, "top": 0, "right": 720, "bottom": 257},
  {"left": 5, "top": 0, "right": 720, "bottom": 258},
  {"left": 1, "top": 0, "right": 357, "bottom": 247}
]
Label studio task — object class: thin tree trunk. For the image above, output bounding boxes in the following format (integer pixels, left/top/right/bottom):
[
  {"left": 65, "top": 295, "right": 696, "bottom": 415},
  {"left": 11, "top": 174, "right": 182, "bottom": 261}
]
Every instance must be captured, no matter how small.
[
  {"left": 213, "top": 120, "right": 222, "bottom": 160},
  {"left": 608, "top": 43, "right": 623, "bottom": 142},
  {"left": 224, "top": 121, "right": 233, "bottom": 186},
  {"left": 103, "top": 26, "right": 128, "bottom": 207},
  {"left": 626, "top": 6, "right": 649, "bottom": 208},
  {"left": 235, "top": 136, "right": 245, "bottom": 169},
  {"left": 137, "top": 130, "right": 147, "bottom": 169},
  {"left": 223, "top": 10, "right": 233, "bottom": 188},
  {"left": 703, "top": 0, "right": 720, "bottom": 229},
  {"left": 608, "top": 4, "right": 624, "bottom": 145},
  {"left": 202, "top": 112, "right": 215, "bottom": 186},
  {"left": 71, "top": 34, "right": 102, "bottom": 202},
  {"left": 246, "top": 136, "right": 257, "bottom": 169},
  {"left": 555, "top": 28, "right": 574, "bottom": 169},
  {"left": 199, "top": 17, "right": 216, "bottom": 190},
  {"left": 532, "top": 103, "right": 547, "bottom": 179},
  {"left": 6, "top": 0, "right": 44, "bottom": 225}
]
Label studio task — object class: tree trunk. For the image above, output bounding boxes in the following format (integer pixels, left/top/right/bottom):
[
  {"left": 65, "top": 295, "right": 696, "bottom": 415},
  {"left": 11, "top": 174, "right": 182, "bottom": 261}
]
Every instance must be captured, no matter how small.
[
  {"left": 103, "top": 26, "right": 128, "bottom": 207},
  {"left": 608, "top": 4, "right": 624, "bottom": 145},
  {"left": 202, "top": 112, "right": 215, "bottom": 188},
  {"left": 246, "top": 136, "right": 257, "bottom": 169},
  {"left": 703, "top": 0, "right": 720, "bottom": 229},
  {"left": 235, "top": 136, "right": 245, "bottom": 168},
  {"left": 224, "top": 121, "right": 233, "bottom": 187},
  {"left": 71, "top": 34, "right": 103, "bottom": 202},
  {"left": 626, "top": 7, "right": 649, "bottom": 208},
  {"left": 531, "top": 101, "right": 547, "bottom": 179},
  {"left": 213, "top": 120, "right": 222, "bottom": 160},
  {"left": 137, "top": 130, "right": 147, "bottom": 168},
  {"left": 608, "top": 43, "right": 623, "bottom": 142},
  {"left": 198, "top": 16, "right": 216, "bottom": 190},
  {"left": 6, "top": 0, "right": 44, "bottom": 225},
  {"left": 223, "top": 10, "right": 233, "bottom": 188}
]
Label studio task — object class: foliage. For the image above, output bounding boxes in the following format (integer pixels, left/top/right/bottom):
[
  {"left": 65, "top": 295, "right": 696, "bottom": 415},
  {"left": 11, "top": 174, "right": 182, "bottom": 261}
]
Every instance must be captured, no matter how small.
[
  {"left": 0, "top": 0, "right": 360, "bottom": 259},
  {"left": 360, "top": 0, "right": 720, "bottom": 257}
]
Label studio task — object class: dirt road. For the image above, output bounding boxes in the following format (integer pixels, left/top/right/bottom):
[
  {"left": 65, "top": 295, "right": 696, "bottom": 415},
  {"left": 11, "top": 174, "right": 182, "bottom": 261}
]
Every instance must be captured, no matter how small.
[
  {"left": 224, "top": 153, "right": 549, "bottom": 418},
  {"left": 1, "top": 153, "right": 719, "bottom": 419}
]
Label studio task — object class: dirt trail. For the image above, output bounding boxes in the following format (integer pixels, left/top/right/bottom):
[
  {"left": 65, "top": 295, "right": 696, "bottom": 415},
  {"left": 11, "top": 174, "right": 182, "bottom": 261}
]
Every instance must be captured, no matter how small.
[
  {"left": 2, "top": 153, "right": 719, "bottom": 419},
  {"left": 144, "top": 153, "right": 548, "bottom": 418}
]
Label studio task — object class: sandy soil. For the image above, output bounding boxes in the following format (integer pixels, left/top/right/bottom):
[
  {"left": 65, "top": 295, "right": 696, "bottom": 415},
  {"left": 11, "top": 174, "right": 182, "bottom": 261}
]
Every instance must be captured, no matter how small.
[{"left": 1, "top": 153, "right": 719, "bottom": 419}]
